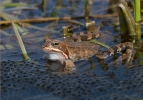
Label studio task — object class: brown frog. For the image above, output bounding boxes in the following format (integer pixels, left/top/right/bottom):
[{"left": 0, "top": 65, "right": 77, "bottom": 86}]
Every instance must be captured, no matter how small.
[{"left": 42, "top": 30, "right": 134, "bottom": 72}]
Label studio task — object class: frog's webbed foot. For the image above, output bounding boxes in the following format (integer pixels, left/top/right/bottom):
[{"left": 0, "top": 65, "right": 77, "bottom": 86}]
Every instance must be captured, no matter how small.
[
  {"left": 63, "top": 60, "right": 76, "bottom": 72},
  {"left": 124, "top": 49, "right": 136, "bottom": 68},
  {"left": 109, "top": 50, "right": 135, "bottom": 67}
]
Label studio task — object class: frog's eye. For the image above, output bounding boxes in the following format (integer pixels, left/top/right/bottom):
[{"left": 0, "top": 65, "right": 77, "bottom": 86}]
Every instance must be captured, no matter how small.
[{"left": 52, "top": 40, "right": 60, "bottom": 46}]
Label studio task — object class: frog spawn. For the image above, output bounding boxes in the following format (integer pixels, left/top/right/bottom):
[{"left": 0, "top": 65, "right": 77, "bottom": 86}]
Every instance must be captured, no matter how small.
[
  {"left": 1, "top": 60, "right": 143, "bottom": 100},
  {"left": 1, "top": 61, "right": 37, "bottom": 92}
]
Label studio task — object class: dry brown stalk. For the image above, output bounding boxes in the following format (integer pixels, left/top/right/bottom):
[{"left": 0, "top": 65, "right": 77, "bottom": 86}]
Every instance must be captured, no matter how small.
[{"left": 0, "top": 14, "right": 118, "bottom": 25}]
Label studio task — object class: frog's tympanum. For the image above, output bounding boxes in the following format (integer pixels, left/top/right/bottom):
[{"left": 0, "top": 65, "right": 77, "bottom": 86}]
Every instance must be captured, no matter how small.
[{"left": 42, "top": 30, "right": 134, "bottom": 72}]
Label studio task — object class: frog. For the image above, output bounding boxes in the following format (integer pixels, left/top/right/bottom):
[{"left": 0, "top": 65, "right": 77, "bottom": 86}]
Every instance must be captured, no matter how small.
[{"left": 42, "top": 29, "right": 134, "bottom": 72}]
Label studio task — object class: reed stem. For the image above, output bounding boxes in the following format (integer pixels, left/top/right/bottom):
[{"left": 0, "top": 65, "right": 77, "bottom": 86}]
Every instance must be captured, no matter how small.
[
  {"left": 134, "top": 0, "right": 140, "bottom": 22},
  {"left": 134, "top": 0, "right": 141, "bottom": 40},
  {"left": 11, "top": 20, "right": 30, "bottom": 60}
]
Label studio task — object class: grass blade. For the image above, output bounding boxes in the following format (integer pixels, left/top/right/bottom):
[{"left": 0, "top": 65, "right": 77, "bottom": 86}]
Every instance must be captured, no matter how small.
[
  {"left": 90, "top": 39, "right": 110, "bottom": 48},
  {"left": 11, "top": 20, "right": 30, "bottom": 60}
]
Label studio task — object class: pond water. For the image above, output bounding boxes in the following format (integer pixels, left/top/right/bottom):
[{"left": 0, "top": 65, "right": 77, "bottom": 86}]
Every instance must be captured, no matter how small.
[{"left": 1, "top": 0, "right": 143, "bottom": 100}]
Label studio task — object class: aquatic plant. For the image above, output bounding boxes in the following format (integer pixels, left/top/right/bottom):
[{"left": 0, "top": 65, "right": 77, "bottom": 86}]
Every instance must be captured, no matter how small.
[
  {"left": 11, "top": 20, "right": 30, "bottom": 60},
  {"left": 84, "top": 0, "right": 94, "bottom": 23},
  {"left": 134, "top": 0, "right": 141, "bottom": 40},
  {"left": 118, "top": 0, "right": 141, "bottom": 42}
]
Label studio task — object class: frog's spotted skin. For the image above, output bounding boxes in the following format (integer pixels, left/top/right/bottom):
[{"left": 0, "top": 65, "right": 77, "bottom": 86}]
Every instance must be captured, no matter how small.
[
  {"left": 42, "top": 34, "right": 134, "bottom": 71},
  {"left": 42, "top": 26, "right": 134, "bottom": 72},
  {"left": 1, "top": 60, "right": 143, "bottom": 100},
  {"left": 42, "top": 39, "right": 133, "bottom": 60},
  {"left": 69, "top": 31, "right": 100, "bottom": 42}
]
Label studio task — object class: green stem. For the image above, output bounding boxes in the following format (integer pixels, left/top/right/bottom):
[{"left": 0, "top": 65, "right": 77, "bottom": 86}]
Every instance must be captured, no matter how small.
[
  {"left": 134, "top": 0, "right": 141, "bottom": 40},
  {"left": 118, "top": 4, "right": 136, "bottom": 41},
  {"left": 134, "top": 0, "right": 140, "bottom": 22},
  {"left": 135, "top": 23, "right": 141, "bottom": 40},
  {"left": 42, "top": 0, "right": 47, "bottom": 17}
]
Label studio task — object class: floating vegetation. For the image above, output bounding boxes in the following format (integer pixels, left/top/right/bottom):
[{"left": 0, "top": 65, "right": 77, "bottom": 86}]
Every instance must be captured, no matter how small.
[
  {"left": 0, "top": 44, "right": 13, "bottom": 50},
  {"left": 0, "top": 11, "right": 25, "bottom": 33}
]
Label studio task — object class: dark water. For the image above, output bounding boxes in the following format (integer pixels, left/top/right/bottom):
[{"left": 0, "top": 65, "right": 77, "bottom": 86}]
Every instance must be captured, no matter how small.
[{"left": 1, "top": 0, "right": 143, "bottom": 100}]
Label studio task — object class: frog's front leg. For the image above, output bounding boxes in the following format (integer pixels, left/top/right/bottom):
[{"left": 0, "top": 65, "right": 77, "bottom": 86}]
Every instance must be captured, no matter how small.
[{"left": 63, "top": 60, "right": 76, "bottom": 72}]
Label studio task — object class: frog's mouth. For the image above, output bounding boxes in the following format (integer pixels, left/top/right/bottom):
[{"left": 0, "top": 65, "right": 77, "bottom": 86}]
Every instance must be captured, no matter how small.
[{"left": 42, "top": 46, "right": 68, "bottom": 60}]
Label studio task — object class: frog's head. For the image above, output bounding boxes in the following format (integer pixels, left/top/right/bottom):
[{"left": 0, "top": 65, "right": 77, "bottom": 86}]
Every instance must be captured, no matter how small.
[
  {"left": 42, "top": 38, "right": 68, "bottom": 61},
  {"left": 42, "top": 39, "right": 61, "bottom": 52}
]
